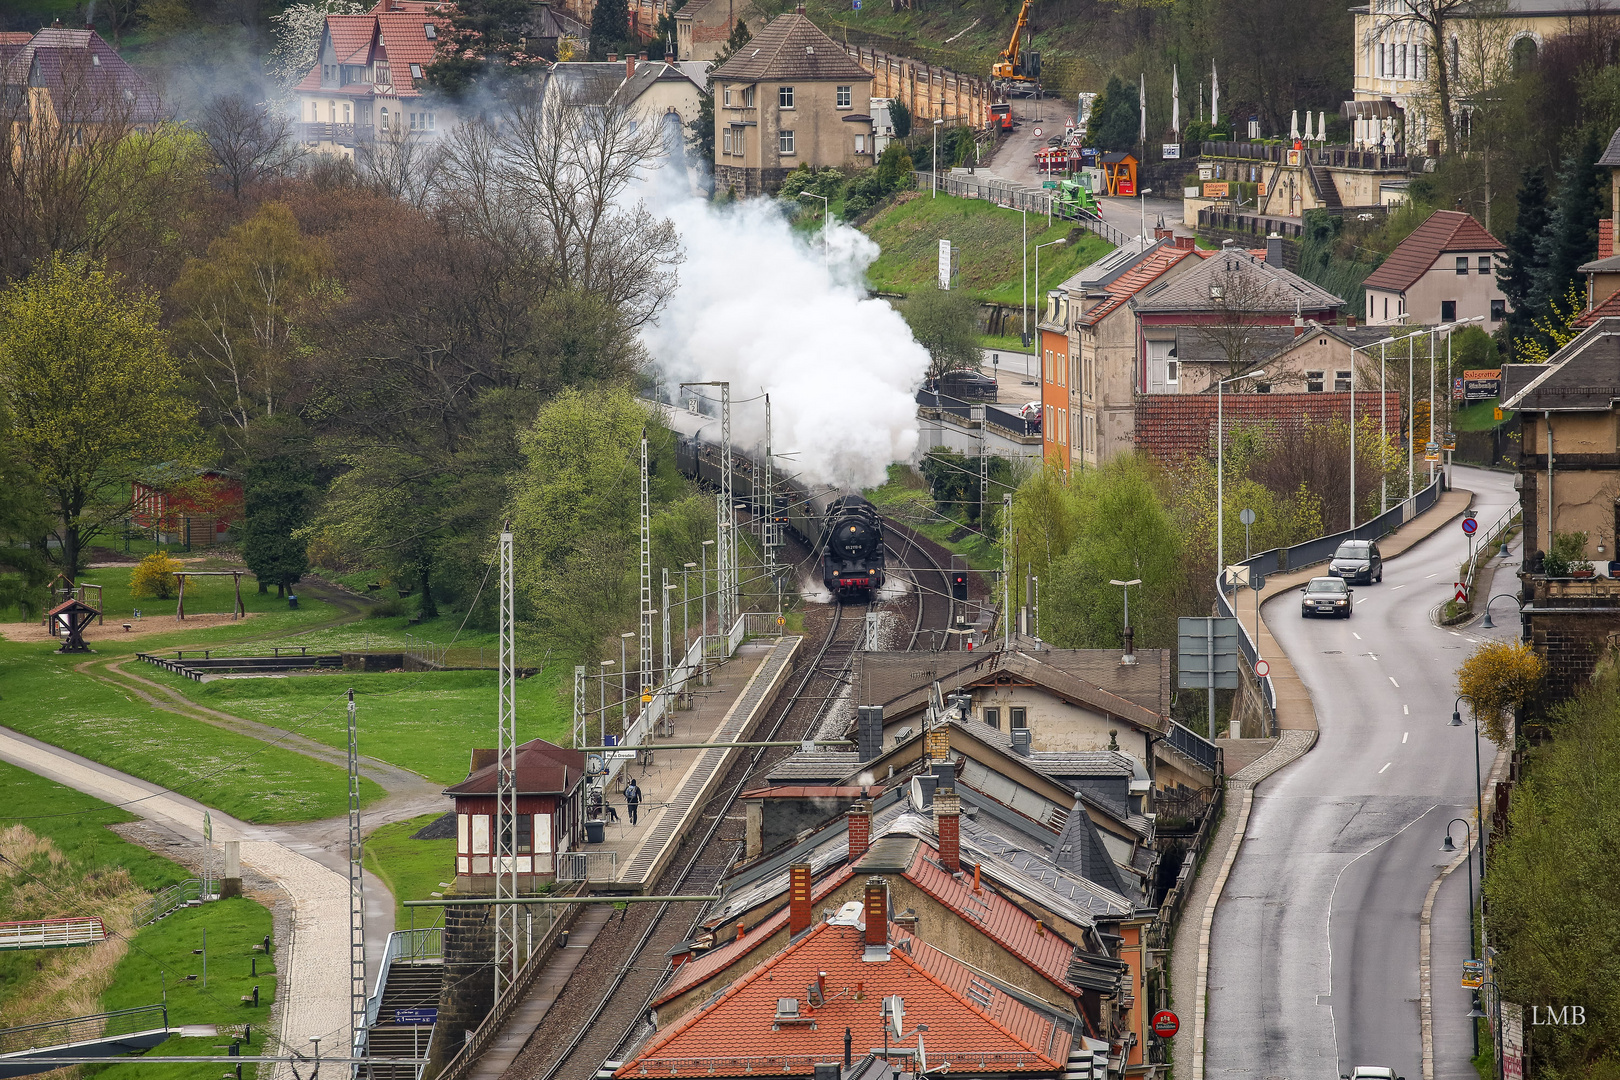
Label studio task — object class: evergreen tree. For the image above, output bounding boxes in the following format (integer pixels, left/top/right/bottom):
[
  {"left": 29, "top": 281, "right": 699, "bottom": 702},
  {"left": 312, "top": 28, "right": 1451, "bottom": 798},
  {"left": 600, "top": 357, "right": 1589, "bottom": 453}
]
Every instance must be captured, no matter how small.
[
  {"left": 1497, "top": 164, "right": 1548, "bottom": 342},
  {"left": 425, "top": 0, "right": 538, "bottom": 96},
  {"left": 241, "top": 454, "right": 315, "bottom": 596},
  {"left": 1531, "top": 133, "right": 1604, "bottom": 328},
  {"left": 589, "top": 0, "right": 632, "bottom": 60},
  {"left": 1086, "top": 77, "right": 1139, "bottom": 153}
]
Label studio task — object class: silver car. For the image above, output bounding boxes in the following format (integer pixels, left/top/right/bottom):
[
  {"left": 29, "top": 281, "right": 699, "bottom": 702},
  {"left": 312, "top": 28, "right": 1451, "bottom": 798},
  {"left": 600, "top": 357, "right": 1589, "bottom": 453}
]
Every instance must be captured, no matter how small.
[
  {"left": 1301, "top": 576, "right": 1353, "bottom": 619},
  {"left": 1329, "top": 539, "right": 1383, "bottom": 584}
]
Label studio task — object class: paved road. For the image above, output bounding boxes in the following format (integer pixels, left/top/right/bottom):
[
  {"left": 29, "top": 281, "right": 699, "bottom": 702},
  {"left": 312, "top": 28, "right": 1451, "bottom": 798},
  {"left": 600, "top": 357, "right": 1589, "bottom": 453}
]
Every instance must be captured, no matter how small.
[{"left": 1205, "top": 465, "right": 1516, "bottom": 1079}]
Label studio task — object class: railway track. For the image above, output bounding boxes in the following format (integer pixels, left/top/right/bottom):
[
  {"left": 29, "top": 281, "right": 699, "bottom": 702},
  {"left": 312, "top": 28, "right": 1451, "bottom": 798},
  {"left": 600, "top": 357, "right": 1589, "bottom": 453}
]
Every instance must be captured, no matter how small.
[
  {"left": 526, "top": 595, "right": 873, "bottom": 1080},
  {"left": 881, "top": 519, "right": 955, "bottom": 652}
]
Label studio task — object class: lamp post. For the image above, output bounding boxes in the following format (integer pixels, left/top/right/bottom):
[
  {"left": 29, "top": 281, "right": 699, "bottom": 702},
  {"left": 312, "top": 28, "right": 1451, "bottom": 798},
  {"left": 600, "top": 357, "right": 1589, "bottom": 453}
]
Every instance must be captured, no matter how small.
[
  {"left": 1108, "top": 579, "right": 1146, "bottom": 663},
  {"left": 1348, "top": 335, "right": 1397, "bottom": 527},
  {"left": 1138, "top": 187, "right": 1153, "bottom": 242},
  {"left": 1428, "top": 323, "right": 1448, "bottom": 485},
  {"left": 932, "top": 117, "right": 944, "bottom": 198},
  {"left": 620, "top": 631, "right": 636, "bottom": 725},
  {"left": 682, "top": 561, "right": 696, "bottom": 668},
  {"left": 1451, "top": 695, "right": 1488, "bottom": 881},
  {"left": 797, "top": 191, "right": 829, "bottom": 270},
  {"left": 700, "top": 539, "right": 715, "bottom": 683},
  {"left": 1479, "top": 592, "right": 1523, "bottom": 630},
  {"left": 1216, "top": 369, "right": 1268, "bottom": 591},
  {"left": 1442, "top": 818, "right": 1481, "bottom": 1058},
  {"left": 598, "top": 659, "right": 614, "bottom": 745}
]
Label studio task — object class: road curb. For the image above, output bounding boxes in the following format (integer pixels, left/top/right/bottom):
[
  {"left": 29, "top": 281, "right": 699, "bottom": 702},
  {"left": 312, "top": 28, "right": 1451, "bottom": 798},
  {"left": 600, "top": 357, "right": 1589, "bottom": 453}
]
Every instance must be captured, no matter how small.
[{"left": 1418, "top": 738, "right": 1514, "bottom": 1080}]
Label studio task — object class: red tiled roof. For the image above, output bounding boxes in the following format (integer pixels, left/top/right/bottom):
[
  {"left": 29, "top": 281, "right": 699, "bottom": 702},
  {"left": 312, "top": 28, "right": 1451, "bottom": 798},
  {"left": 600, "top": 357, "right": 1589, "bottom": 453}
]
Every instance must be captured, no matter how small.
[
  {"left": 1600, "top": 219, "right": 1613, "bottom": 260},
  {"left": 376, "top": 11, "right": 446, "bottom": 66},
  {"left": 619, "top": 922, "right": 1069, "bottom": 1078},
  {"left": 4, "top": 28, "right": 161, "bottom": 124},
  {"left": 1574, "top": 287, "right": 1620, "bottom": 328},
  {"left": 1134, "top": 391, "right": 1402, "bottom": 462},
  {"left": 0, "top": 32, "right": 34, "bottom": 45},
  {"left": 326, "top": 14, "right": 377, "bottom": 64},
  {"left": 1362, "top": 210, "right": 1505, "bottom": 294},
  {"left": 653, "top": 866, "right": 857, "bottom": 1008},
  {"left": 443, "top": 738, "right": 585, "bottom": 796},
  {"left": 901, "top": 844, "right": 1080, "bottom": 997},
  {"left": 1077, "top": 247, "right": 1197, "bottom": 328}
]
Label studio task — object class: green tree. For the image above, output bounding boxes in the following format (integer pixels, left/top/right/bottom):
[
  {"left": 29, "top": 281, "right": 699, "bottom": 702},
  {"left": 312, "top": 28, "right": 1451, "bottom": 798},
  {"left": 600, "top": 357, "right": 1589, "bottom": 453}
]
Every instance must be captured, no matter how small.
[
  {"left": 0, "top": 403, "right": 50, "bottom": 615},
  {"left": 1497, "top": 164, "right": 1548, "bottom": 343},
  {"left": 887, "top": 96, "right": 912, "bottom": 139},
  {"left": 1085, "top": 76, "right": 1139, "bottom": 153},
  {"left": 0, "top": 255, "right": 199, "bottom": 578},
  {"left": 1531, "top": 133, "right": 1603, "bottom": 327},
  {"left": 425, "top": 0, "right": 540, "bottom": 95},
  {"left": 902, "top": 289, "right": 981, "bottom": 380},
  {"left": 241, "top": 453, "right": 315, "bottom": 596},
  {"left": 589, "top": 0, "right": 633, "bottom": 60}
]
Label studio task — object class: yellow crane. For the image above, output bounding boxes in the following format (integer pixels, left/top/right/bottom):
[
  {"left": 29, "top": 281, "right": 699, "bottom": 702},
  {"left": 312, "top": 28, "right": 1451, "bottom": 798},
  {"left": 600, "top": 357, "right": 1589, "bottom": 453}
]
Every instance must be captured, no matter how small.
[{"left": 991, "top": 0, "right": 1040, "bottom": 92}]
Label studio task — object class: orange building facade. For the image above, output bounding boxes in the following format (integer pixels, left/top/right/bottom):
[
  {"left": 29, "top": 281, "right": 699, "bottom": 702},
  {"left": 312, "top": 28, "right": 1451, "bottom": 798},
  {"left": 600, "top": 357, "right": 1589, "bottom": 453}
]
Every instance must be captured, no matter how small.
[{"left": 1038, "top": 309, "right": 1072, "bottom": 472}]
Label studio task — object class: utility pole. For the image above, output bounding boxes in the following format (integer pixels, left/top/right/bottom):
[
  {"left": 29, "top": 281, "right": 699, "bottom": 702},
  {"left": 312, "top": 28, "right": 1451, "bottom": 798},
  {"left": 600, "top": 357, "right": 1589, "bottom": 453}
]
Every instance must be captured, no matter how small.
[
  {"left": 1002, "top": 493, "right": 1012, "bottom": 648},
  {"left": 572, "top": 665, "right": 586, "bottom": 749},
  {"left": 494, "top": 526, "right": 518, "bottom": 1005},
  {"left": 764, "top": 395, "right": 777, "bottom": 583},
  {"left": 639, "top": 431, "right": 653, "bottom": 716},
  {"left": 682, "top": 381, "right": 733, "bottom": 637},
  {"left": 347, "top": 689, "right": 365, "bottom": 1058}
]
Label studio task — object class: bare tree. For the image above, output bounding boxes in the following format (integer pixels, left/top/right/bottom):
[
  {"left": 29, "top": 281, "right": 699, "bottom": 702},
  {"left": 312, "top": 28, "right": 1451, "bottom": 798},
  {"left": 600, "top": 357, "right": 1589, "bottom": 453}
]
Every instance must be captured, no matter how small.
[
  {"left": 357, "top": 123, "right": 446, "bottom": 209},
  {"left": 1368, "top": 0, "right": 1515, "bottom": 155},
  {"left": 198, "top": 92, "right": 305, "bottom": 199},
  {"left": 1195, "top": 255, "right": 1293, "bottom": 381}
]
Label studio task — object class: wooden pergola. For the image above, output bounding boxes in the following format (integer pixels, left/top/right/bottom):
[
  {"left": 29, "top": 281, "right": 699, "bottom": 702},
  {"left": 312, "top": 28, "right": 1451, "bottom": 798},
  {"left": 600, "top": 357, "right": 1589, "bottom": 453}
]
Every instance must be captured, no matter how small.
[{"left": 173, "top": 571, "right": 247, "bottom": 620}]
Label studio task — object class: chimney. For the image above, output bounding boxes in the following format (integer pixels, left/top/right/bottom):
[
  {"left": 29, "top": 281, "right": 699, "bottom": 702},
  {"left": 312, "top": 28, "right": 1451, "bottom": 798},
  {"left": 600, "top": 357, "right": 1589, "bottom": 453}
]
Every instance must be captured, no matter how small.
[
  {"left": 848, "top": 800, "right": 872, "bottom": 861},
  {"left": 626, "top": 54, "right": 635, "bottom": 78},
  {"left": 1154, "top": 226, "right": 1173, "bottom": 242},
  {"left": 934, "top": 789, "right": 961, "bottom": 873},
  {"left": 1265, "top": 233, "right": 1285, "bottom": 268},
  {"left": 863, "top": 877, "right": 887, "bottom": 947},
  {"left": 1175, "top": 234, "right": 1195, "bottom": 251},
  {"left": 1346, "top": 315, "right": 1357, "bottom": 328},
  {"left": 639, "top": 50, "right": 648, "bottom": 61},
  {"left": 1122, "top": 626, "right": 1138, "bottom": 665},
  {"left": 857, "top": 705, "right": 884, "bottom": 761},
  {"left": 608, "top": 52, "right": 618, "bottom": 62},
  {"left": 789, "top": 861, "right": 813, "bottom": 936}
]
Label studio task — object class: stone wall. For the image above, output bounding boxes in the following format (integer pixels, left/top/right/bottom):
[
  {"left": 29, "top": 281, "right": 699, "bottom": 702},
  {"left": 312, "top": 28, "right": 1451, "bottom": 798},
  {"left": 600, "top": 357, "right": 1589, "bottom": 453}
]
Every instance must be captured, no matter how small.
[
  {"left": 432, "top": 904, "right": 494, "bottom": 1072},
  {"left": 1523, "top": 578, "right": 1620, "bottom": 704}
]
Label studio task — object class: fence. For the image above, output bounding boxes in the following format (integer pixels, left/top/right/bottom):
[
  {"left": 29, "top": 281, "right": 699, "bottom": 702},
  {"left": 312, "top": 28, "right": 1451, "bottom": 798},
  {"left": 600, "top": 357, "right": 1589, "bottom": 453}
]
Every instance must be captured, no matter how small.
[
  {"left": 1199, "top": 141, "right": 1408, "bottom": 172},
  {"left": 0, "top": 1004, "right": 168, "bottom": 1055},
  {"left": 554, "top": 851, "right": 620, "bottom": 884},
  {"left": 1165, "top": 720, "right": 1220, "bottom": 774},
  {"left": 1216, "top": 476, "right": 1445, "bottom": 733},
  {"left": 915, "top": 172, "right": 1131, "bottom": 247},
  {"left": 1458, "top": 503, "right": 1520, "bottom": 615},
  {"left": 135, "top": 878, "right": 205, "bottom": 926}
]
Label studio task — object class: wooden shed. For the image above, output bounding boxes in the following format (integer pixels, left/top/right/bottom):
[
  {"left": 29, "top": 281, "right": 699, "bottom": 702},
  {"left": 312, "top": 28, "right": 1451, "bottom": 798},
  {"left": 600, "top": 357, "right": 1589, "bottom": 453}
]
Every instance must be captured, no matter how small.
[{"left": 443, "top": 738, "right": 587, "bottom": 892}]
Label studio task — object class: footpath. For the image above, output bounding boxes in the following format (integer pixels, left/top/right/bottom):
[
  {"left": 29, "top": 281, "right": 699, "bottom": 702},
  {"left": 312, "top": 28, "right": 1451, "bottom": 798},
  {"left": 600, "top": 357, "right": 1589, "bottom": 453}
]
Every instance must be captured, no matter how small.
[{"left": 1170, "top": 487, "right": 1476, "bottom": 1078}]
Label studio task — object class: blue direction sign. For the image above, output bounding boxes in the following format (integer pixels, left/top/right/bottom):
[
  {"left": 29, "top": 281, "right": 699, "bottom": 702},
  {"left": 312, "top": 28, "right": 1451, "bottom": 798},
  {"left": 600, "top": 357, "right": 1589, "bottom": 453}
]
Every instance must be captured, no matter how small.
[
  {"left": 1462, "top": 518, "right": 1478, "bottom": 535},
  {"left": 396, "top": 1007, "right": 438, "bottom": 1025}
]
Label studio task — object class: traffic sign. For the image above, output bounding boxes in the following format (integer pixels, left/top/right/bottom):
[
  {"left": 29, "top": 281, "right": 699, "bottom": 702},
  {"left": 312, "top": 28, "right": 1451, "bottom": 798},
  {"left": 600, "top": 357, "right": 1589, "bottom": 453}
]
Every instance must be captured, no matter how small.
[
  {"left": 396, "top": 1007, "right": 437, "bottom": 1025},
  {"left": 1150, "top": 1010, "right": 1180, "bottom": 1038},
  {"left": 1455, "top": 582, "right": 1468, "bottom": 603},
  {"left": 1240, "top": 508, "right": 1256, "bottom": 525},
  {"left": 1462, "top": 960, "right": 1484, "bottom": 990},
  {"left": 1461, "top": 518, "right": 1478, "bottom": 535},
  {"left": 1254, "top": 659, "right": 1270, "bottom": 678},
  {"left": 1033, "top": 127, "right": 1043, "bottom": 137}
]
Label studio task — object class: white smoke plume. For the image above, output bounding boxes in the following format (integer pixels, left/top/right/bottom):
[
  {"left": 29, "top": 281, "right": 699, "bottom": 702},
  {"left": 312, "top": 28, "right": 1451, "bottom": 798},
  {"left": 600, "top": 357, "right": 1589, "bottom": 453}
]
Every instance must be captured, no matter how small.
[{"left": 641, "top": 184, "right": 929, "bottom": 491}]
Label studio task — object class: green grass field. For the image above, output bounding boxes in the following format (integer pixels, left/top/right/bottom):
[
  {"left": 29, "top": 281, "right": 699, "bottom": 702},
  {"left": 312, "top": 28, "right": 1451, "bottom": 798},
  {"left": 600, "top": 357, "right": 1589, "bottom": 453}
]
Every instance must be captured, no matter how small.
[
  {"left": 364, "top": 814, "right": 460, "bottom": 930},
  {"left": 0, "top": 642, "right": 382, "bottom": 823},
  {"left": 1451, "top": 399, "right": 1510, "bottom": 432},
  {"left": 95, "top": 898, "right": 279, "bottom": 1080},
  {"left": 142, "top": 665, "right": 573, "bottom": 786},
  {"left": 863, "top": 193, "right": 1113, "bottom": 301}
]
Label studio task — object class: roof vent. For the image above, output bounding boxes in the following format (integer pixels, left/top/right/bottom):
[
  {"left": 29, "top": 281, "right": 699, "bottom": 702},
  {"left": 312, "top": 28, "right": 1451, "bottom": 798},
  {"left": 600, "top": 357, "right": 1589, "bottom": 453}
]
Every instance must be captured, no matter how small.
[
  {"left": 775, "top": 998, "right": 801, "bottom": 1020},
  {"left": 1210, "top": 284, "right": 1225, "bottom": 299},
  {"left": 806, "top": 45, "right": 814, "bottom": 53}
]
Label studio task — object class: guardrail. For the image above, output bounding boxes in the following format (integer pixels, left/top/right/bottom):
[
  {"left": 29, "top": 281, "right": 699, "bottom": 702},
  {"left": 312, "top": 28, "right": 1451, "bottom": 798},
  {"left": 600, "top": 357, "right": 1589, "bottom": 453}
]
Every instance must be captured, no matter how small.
[
  {"left": 554, "top": 851, "right": 619, "bottom": 884},
  {"left": 1145, "top": 782, "right": 1225, "bottom": 954},
  {"left": 0, "top": 1004, "right": 168, "bottom": 1055},
  {"left": 135, "top": 878, "right": 204, "bottom": 926},
  {"left": 914, "top": 171, "right": 1131, "bottom": 247}
]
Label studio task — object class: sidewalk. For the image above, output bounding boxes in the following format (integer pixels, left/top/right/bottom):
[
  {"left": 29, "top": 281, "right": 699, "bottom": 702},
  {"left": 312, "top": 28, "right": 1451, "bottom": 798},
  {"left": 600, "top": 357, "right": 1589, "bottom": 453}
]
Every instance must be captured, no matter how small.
[{"left": 591, "top": 637, "right": 800, "bottom": 890}]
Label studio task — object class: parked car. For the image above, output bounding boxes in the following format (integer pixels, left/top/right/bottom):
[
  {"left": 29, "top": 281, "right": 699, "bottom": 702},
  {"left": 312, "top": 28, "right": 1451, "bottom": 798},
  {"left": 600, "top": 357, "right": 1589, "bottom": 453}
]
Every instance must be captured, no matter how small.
[
  {"left": 1301, "top": 576, "right": 1353, "bottom": 618},
  {"left": 936, "top": 369, "right": 998, "bottom": 400},
  {"left": 1329, "top": 539, "right": 1383, "bottom": 584},
  {"left": 1019, "top": 401, "right": 1042, "bottom": 422},
  {"left": 1342, "top": 1069, "right": 1402, "bottom": 1080}
]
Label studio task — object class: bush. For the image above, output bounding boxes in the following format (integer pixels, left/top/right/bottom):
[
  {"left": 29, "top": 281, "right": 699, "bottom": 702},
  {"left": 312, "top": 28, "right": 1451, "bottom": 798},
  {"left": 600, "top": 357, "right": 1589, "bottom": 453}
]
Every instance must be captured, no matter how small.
[
  {"left": 1456, "top": 640, "right": 1547, "bottom": 745},
  {"left": 1543, "top": 530, "right": 1590, "bottom": 577},
  {"left": 128, "top": 551, "right": 184, "bottom": 599},
  {"left": 367, "top": 596, "right": 406, "bottom": 619}
]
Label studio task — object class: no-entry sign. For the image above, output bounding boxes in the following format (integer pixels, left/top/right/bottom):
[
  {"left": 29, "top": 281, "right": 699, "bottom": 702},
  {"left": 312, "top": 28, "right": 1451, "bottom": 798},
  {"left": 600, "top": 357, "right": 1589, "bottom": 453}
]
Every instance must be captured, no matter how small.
[
  {"left": 1254, "top": 659, "right": 1270, "bottom": 678},
  {"left": 1151, "top": 1010, "right": 1180, "bottom": 1038}
]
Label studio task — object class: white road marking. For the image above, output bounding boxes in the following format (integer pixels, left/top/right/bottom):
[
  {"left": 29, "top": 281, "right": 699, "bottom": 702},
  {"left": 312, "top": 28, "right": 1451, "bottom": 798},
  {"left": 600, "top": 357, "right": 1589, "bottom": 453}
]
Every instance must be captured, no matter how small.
[
  {"left": 1379, "top": 761, "right": 1393, "bottom": 773},
  {"left": 1357, "top": 598, "right": 1368, "bottom": 604},
  {"left": 1389, "top": 676, "right": 1400, "bottom": 687},
  {"left": 1352, "top": 632, "right": 1362, "bottom": 640},
  {"left": 1403, "top": 731, "right": 1409, "bottom": 743},
  {"left": 1404, "top": 705, "right": 1410, "bottom": 715},
  {"left": 1391, "top": 584, "right": 1407, "bottom": 590},
  {"left": 1368, "top": 653, "right": 1379, "bottom": 660},
  {"left": 1426, "top": 573, "right": 1438, "bottom": 578},
  {"left": 1465, "top": 638, "right": 1479, "bottom": 644},
  {"left": 1449, "top": 631, "right": 1462, "bottom": 637}
]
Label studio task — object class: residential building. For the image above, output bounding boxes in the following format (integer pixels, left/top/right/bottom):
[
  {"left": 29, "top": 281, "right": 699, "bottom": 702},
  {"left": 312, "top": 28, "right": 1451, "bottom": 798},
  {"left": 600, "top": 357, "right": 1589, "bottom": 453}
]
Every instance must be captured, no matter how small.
[
  {"left": 443, "top": 738, "right": 586, "bottom": 891},
  {"left": 674, "top": 0, "right": 753, "bottom": 61},
  {"left": 1131, "top": 246, "right": 1343, "bottom": 394},
  {"left": 1501, "top": 324, "right": 1620, "bottom": 701},
  {"left": 1037, "top": 292, "right": 1073, "bottom": 469},
  {"left": 1349, "top": 1, "right": 1569, "bottom": 149},
  {"left": 291, "top": 0, "right": 451, "bottom": 160},
  {"left": 610, "top": 55, "right": 706, "bottom": 127},
  {"left": 1062, "top": 237, "right": 1204, "bottom": 469},
  {"left": 1362, "top": 210, "right": 1507, "bottom": 327},
  {"left": 1135, "top": 391, "right": 1402, "bottom": 463},
  {"left": 709, "top": 13, "right": 874, "bottom": 196},
  {"left": 131, "top": 466, "right": 243, "bottom": 548},
  {"left": 1, "top": 26, "right": 162, "bottom": 135}
]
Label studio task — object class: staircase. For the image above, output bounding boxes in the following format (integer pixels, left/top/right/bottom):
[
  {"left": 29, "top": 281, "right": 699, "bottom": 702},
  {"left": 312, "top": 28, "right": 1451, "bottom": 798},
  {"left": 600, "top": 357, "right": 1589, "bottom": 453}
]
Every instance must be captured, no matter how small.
[
  {"left": 136, "top": 879, "right": 206, "bottom": 927},
  {"left": 362, "top": 962, "right": 442, "bottom": 1080},
  {"left": 1307, "top": 159, "right": 1343, "bottom": 212}
]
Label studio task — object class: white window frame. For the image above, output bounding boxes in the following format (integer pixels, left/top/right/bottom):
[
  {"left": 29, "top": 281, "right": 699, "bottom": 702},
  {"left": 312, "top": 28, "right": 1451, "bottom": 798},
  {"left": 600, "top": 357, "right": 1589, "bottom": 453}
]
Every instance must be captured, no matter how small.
[
  {"left": 779, "top": 129, "right": 795, "bottom": 154},
  {"left": 779, "top": 85, "right": 794, "bottom": 109},
  {"left": 836, "top": 85, "right": 851, "bottom": 108}
]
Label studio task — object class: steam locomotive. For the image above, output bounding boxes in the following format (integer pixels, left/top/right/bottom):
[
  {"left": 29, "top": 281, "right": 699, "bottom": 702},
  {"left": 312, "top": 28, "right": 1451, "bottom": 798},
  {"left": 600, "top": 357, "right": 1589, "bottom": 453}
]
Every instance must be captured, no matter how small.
[{"left": 673, "top": 433, "right": 885, "bottom": 601}]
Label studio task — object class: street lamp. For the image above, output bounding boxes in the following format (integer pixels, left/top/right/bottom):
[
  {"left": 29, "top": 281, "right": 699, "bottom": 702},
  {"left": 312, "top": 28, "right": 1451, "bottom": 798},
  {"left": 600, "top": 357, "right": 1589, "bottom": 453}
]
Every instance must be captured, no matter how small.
[
  {"left": 932, "top": 117, "right": 944, "bottom": 198},
  {"left": 1442, "top": 817, "right": 1482, "bottom": 1058},
  {"left": 1108, "top": 579, "right": 1142, "bottom": 664},
  {"left": 1451, "top": 694, "right": 1488, "bottom": 881},
  {"left": 620, "top": 631, "right": 636, "bottom": 724},
  {"left": 700, "top": 540, "right": 715, "bottom": 682},
  {"left": 1216, "top": 369, "right": 1268, "bottom": 590},
  {"left": 797, "top": 191, "right": 829, "bottom": 270},
  {"left": 1034, "top": 237, "right": 1067, "bottom": 373},
  {"left": 598, "top": 658, "right": 614, "bottom": 745},
  {"left": 1479, "top": 592, "right": 1522, "bottom": 630},
  {"left": 682, "top": 561, "right": 697, "bottom": 672},
  {"left": 1138, "top": 187, "right": 1153, "bottom": 242},
  {"left": 1348, "top": 335, "right": 1397, "bottom": 527}
]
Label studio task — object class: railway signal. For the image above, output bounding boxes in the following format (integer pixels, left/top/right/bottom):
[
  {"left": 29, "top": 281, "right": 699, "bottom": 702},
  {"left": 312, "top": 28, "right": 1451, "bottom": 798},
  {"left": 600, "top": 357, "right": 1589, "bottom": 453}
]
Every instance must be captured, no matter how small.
[{"left": 951, "top": 571, "right": 969, "bottom": 602}]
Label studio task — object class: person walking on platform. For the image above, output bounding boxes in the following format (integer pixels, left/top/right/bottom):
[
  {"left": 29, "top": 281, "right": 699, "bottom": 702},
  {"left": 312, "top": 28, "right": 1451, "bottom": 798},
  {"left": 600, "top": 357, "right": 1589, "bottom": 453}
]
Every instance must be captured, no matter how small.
[{"left": 624, "top": 779, "right": 642, "bottom": 826}]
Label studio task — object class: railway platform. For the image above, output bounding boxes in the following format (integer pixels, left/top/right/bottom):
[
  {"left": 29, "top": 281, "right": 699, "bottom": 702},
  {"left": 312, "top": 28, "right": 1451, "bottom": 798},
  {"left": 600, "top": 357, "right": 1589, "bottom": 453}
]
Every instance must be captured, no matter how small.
[{"left": 591, "top": 635, "right": 802, "bottom": 893}]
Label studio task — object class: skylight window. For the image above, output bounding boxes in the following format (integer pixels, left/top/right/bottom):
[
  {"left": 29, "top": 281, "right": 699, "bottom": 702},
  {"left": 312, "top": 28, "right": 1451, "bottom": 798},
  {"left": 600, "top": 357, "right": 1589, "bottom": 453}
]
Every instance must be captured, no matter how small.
[
  {"left": 410, "top": 63, "right": 422, "bottom": 78},
  {"left": 91, "top": 53, "right": 100, "bottom": 66},
  {"left": 424, "top": 23, "right": 436, "bottom": 39}
]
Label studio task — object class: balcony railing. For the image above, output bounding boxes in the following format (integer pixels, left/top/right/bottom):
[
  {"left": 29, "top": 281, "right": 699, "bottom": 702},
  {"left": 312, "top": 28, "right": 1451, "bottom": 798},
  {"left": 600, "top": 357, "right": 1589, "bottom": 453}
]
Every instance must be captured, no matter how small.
[{"left": 296, "top": 121, "right": 375, "bottom": 147}]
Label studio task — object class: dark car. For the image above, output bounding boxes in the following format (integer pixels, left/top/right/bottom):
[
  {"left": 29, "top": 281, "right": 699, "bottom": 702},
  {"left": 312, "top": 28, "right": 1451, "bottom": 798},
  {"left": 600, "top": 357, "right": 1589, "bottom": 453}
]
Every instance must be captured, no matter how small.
[
  {"left": 1301, "top": 576, "right": 1353, "bottom": 619},
  {"left": 936, "top": 369, "right": 999, "bottom": 400},
  {"left": 1328, "top": 539, "right": 1383, "bottom": 584}
]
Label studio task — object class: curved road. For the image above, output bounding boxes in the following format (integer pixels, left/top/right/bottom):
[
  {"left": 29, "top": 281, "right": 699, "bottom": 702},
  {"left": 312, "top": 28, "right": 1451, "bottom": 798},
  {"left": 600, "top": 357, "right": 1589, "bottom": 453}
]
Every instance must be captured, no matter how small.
[{"left": 1206, "top": 466, "right": 1516, "bottom": 1079}]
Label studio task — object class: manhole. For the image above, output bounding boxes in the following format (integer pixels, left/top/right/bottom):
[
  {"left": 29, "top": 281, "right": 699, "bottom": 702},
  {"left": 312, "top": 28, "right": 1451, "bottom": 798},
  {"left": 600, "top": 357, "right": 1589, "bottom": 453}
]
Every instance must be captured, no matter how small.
[{"left": 1322, "top": 650, "right": 1342, "bottom": 654}]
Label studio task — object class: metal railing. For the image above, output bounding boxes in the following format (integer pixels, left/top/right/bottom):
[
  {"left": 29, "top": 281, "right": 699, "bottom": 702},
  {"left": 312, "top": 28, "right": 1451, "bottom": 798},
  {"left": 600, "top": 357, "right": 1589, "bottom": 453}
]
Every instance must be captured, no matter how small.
[
  {"left": 0, "top": 1004, "right": 167, "bottom": 1055},
  {"left": 915, "top": 171, "right": 1131, "bottom": 247},
  {"left": 135, "top": 878, "right": 204, "bottom": 926},
  {"left": 1145, "top": 783, "right": 1225, "bottom": 952},
  {"left": 554, "top": 851, "right": 620, "bottom": 884},
  {"left": 1165, "top": 720, "right": 1220, "bottom": 774},
  {"left": 362, "top": 929, "right": 444, "bottom": 1031},
  {"left": 1459, "top": 504, "right": 1520, "bottom": 613},
  {"left": 0, "top": 916, "right": 107, "bottom": 951}
]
